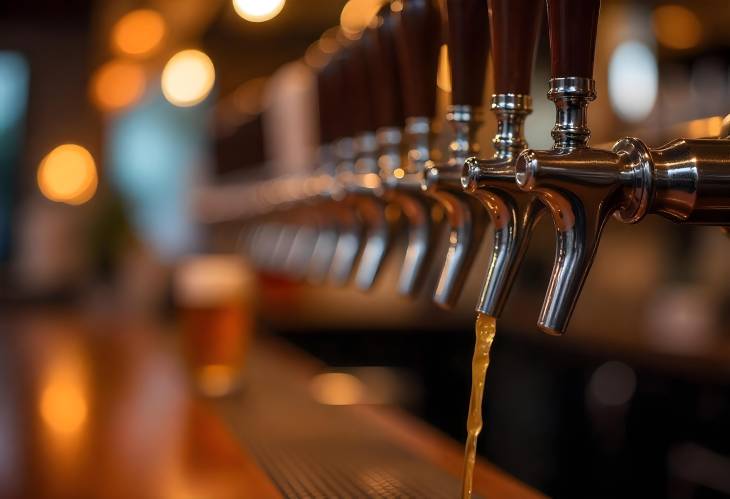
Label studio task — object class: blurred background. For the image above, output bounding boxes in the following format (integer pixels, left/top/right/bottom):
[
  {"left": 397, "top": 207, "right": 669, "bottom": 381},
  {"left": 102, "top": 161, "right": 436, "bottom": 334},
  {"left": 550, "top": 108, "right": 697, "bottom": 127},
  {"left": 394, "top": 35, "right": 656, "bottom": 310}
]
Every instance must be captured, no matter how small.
[{"left": 1, "top": 0, "right": 730, "bottom": 498}]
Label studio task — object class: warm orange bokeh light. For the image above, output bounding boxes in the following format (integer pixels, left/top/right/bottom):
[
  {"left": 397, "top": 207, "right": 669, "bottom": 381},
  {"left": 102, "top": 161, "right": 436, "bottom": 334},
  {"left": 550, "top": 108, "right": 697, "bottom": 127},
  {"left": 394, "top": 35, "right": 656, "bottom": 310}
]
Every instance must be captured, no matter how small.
[
  {"left": 41, "top": 379, "right": 88, "bottom": 436},
  {"left": 40, "top": 355, "right": 89, "bottom": 437},
  {"left": 90, "top": 60, "right": 146, "bottom": 112},
  {"left": 437, "top": 44, "right": 451, "bottom": 93},
  {"left": 37, "top": 144, "right": 98, "bottom": 205},
  {"left": 651, "top": 5, "right": 702, "bottom": 50},
  {"left": 112, "top": 9, "right": 166, "bottom": 57}
]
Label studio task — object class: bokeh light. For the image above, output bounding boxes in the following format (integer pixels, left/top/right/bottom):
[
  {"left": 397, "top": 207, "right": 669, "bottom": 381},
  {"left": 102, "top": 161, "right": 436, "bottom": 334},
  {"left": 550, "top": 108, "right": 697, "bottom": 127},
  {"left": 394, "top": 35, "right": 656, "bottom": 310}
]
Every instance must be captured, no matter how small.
[
  {"left": 437, "top": 44, "right": 451, "bottom": 93},
  {"left": 90, "top": 60, "right": 146, "bottom": 112},
  {"left": 651, "top": 5, "right": 701, "bottom": 50},
  {"left": 111, "top": 9, "right": 166, "bottom": 57},
  {"left": 37, "top": 144, "right": 98, "bottom": 205},
  {"left": 232, "top": 0, "right": 285, "bottom": 23},
  {"left": 0, "top": 52, "right": 29, "bottom": 131},
  {"left": 340, "top": 0, "right": 384, "bottom": 39},
  {"left": 40, "top": 354, "right": 88, "bottom": 436},
  {"left": 608, "top": 41, "right": 657, "bottom": 122},
  {"left": 309, "top": 372, "right": 365, "bottom": 405},
  {"left": 161, "top": 50, "right": 215, "bottom": 107}
]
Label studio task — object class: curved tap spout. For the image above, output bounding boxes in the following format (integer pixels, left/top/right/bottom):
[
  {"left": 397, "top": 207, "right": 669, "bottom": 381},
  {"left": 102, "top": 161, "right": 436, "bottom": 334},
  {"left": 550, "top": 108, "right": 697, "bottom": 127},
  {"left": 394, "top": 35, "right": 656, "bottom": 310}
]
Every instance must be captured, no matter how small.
[
  {"left": 462, "top": 153, "right": 543, "bottom": 317},
  {"left": 515, "top": 147, "right": 625, "bottom": 334}
]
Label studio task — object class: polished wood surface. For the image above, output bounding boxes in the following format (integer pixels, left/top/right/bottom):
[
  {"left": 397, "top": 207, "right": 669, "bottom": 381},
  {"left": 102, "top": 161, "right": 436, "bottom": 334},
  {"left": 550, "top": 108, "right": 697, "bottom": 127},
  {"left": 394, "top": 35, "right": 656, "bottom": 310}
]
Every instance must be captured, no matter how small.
[
  {"left": 547, "top": 0, "right": 601, "bottom": 79},
  {"left": 446, "top": 0, "right": 489, "bottom": 107},
  {"left": 363, "top": 5, "right": 405, "bottom": 129},
  {"left": 489, "top": 0, "right": 543, "bottom": 95},
  {"left": 394, "top": 0, "right": 442, "bottom": 119},
  {"left": 0, "top": 312, "right": 280, "bottom": 499},
  {"left": 0, "top": 311, "right": 545, "bottom": 498}
]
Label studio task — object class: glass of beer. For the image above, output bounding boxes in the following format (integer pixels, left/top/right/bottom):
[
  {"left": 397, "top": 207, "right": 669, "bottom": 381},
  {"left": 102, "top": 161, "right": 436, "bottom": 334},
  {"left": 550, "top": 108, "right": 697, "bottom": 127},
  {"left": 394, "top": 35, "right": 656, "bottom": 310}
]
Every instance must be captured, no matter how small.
[{"left": 174, "top": 254, "right": 255, "bottom": 397}]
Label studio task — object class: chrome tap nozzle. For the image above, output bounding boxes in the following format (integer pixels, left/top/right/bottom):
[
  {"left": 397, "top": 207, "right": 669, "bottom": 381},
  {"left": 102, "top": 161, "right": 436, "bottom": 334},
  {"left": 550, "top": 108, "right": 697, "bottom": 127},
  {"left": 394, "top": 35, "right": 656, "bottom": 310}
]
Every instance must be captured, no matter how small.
[
  {"left": 461, "top": 93, "right": 542, "bottom": 317},
  {"left": 423, "top": 105, "right": 489, "bottom": 308}
]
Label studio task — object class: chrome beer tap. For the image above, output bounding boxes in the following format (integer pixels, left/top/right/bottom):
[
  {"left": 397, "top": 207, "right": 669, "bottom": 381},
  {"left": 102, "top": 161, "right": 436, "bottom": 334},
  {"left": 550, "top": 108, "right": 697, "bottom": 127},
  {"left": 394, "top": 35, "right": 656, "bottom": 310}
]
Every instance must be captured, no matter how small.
[
  {"left": 325, "top": 52, "right": 368, "bottom": 285},
  {"left": 306, "top": 60, "right": 346, "bottom": 283},
  {"left": 368, "top": 0, "right": 443, "bottom": 296},
  {"left": 420, "top": 0, "right": 490, "bottom": 308},
  {"left": 341, "top": 38, "right": 395, "bottom": 291},
  {"left": 460, "top": 0, "right": 544, "bottom": 318},
  {"left": 515, "top": 0, "right": 730, "bottom": 335}
]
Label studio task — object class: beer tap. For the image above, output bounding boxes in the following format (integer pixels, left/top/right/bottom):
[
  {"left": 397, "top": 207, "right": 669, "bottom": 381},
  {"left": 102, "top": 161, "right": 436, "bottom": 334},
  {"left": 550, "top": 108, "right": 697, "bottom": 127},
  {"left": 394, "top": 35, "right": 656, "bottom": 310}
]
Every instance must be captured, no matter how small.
[
  {"left": 420, "top": 0, "right": 490, "bottom": 308},
  {"left": 342, "top": 37, "right": 395, "bottom": 290},
  {"left": 384, "top": 0, "right": 441, "bottom": 294},
  {"left": 460, "top": 0, "right": 544, "bottom": 318},
  {"left": 306, "top": 60, "right": 345, "bottom": 283},
  {"left": 515, "top": 0, "right": 730, "bottom": 335},
  {"left": 325, "top": 53, "right": 367, "bottom": 285}
]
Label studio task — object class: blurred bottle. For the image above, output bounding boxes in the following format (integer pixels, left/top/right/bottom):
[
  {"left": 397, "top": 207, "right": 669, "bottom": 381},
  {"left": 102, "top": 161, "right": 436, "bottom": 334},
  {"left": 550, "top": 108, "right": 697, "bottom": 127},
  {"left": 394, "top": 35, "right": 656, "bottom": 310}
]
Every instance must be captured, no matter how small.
[{"left": 174, "top": 254, "right": 255, "bottom": 397}]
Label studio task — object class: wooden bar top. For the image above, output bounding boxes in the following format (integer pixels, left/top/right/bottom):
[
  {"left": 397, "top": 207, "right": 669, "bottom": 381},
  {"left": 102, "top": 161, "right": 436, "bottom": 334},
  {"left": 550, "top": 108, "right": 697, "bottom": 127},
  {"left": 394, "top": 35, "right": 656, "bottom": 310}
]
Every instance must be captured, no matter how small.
[{"left": 0, "top": 311, "right": 545, "bottom": 498}]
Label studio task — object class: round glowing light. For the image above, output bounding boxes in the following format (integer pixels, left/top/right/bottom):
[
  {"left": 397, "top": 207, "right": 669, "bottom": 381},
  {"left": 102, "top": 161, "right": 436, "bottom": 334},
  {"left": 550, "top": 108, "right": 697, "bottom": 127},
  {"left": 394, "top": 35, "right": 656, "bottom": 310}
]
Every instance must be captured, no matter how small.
[
  {"left": 437, "top": 44, "right": 451, "bottom": 93},
  {"left": 161, "top": 49, "right": 215, "bottom": 107},
  {"left": 232, "top": 0, "right": 285, "bottom": 23},
  {"left": 340, "top": 0, "right": 384, "bottom": 39},
  {"left": 40, "top": 378, "right": 88, "bottom": 436},
  {"left": 112, "top": 9, "right": 166, "bottom": 57},
  {"left": 608, "top": 41, "right": 658, "bottom": 122},
  {"left": 651, "top": 5, "right": 701, "bottom": 50},
  {"left": 90, "top": 60, "right": 146, "bottom": 111},
  {"left": 38, "top": 144, "right": 98, "bottom": 205}
]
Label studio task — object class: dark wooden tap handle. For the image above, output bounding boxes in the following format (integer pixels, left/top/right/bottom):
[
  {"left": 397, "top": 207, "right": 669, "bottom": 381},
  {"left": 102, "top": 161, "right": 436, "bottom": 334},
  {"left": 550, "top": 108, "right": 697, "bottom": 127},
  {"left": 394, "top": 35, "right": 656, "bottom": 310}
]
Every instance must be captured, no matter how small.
[
  {"left": 394, "top": 0, "right": 442, "bottom": 119},
  {"left": 546, "top": 0, "right": 600, "bottom": 79},
  {"left": 489, "top": 0, "right": 543, "bottom": 95},
  {"left": 343, "top": 42, "right": 376, "bottom": 134},
  {"left": 362, "top": 5, "right": 405, "bottom": 129},
  {"left": 328, "top": 53, "right": 355, "bottom": 140},
  {"left": 446, "top": 0, "right": 489, "bottom": 108},
  {"left": 316, "top": 68, "right": 332, "bottom": 145}
]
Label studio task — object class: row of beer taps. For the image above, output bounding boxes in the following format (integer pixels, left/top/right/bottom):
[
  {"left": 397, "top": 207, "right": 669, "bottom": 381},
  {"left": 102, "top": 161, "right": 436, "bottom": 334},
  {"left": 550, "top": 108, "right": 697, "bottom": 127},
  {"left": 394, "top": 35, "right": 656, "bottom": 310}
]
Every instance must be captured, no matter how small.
[{"left": 239, "top": 0, "right": 730, "bottom": 336}]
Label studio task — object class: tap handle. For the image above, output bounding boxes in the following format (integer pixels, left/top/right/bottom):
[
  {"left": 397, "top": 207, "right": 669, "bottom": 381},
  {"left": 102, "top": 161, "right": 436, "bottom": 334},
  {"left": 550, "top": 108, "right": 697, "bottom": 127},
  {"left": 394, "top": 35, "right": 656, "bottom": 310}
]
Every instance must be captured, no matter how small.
[
  {"left": 489, "top": 0, "right": 543, "bottom": 95},
  {"left": 316, "top": 64, "right": 335, "bottom": 145},
  {"left": 394, "top": 0, "right": 442, "bottom": 119},
  {"left": 546, "top": 0, "right": 600, "bottom": 79},
  {"left": 363, "top": 5, "right": 405, "bottom": 129},
  {"left": 329, "top": 52, "right": 355, "bottom": 140},
  {"left": 343, "top": 42, "right": 376, "bottom": 134},
  {"left": 445, "top": 0, "right": 488, "bottom": 108}
]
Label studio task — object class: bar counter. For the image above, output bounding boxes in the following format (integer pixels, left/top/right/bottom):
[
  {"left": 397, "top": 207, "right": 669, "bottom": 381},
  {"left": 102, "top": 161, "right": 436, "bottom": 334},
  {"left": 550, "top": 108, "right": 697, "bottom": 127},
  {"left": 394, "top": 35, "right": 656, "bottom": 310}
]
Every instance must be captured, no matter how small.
[{"left": 0, "top": 311, "right": 545, "bottom": 499}]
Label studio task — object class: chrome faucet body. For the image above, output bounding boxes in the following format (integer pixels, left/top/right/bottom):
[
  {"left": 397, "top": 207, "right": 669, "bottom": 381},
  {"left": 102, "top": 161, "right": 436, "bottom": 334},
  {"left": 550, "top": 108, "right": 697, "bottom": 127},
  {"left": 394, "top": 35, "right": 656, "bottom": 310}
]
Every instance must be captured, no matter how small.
[
  {"left": 328, "top": 136, "right": 366, "bottom": 285},
  {"left": 423, "top": 105, "right": 489, "bottom": 308},
  {"left": 382, "top": 117, "right": 441, "bottom": 296},
  {"left": 348, "top": 130, "right": 394, "bottom": 291},
  {"left": 516, "top": 77, "right": 730, "bottom": 335},
  {"left": 461, "top": 93, "right": 543, "bottom": 317}
]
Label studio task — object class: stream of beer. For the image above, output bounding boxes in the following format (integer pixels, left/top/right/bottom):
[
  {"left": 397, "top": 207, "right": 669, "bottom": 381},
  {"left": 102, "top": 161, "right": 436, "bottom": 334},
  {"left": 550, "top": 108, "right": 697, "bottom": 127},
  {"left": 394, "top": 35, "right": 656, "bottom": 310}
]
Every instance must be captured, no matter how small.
[{"left": 460, "top": 313, "right": 497, "bottom": 499}]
